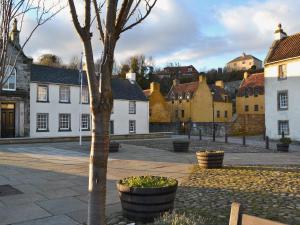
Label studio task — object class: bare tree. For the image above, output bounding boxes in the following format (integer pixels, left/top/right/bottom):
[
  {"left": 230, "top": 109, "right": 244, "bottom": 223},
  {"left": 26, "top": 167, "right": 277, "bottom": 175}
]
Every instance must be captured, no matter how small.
[
  {"left": 68, "top": 1, "right": 157, "bottom": 224},
  {"left": 0, "top": 0, "right": 64, "bottom": 91}
]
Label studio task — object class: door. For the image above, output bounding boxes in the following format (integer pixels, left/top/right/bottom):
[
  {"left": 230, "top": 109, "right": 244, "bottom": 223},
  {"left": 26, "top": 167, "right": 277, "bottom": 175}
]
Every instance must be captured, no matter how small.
[{"left": 1, "top": 104, "right": 15, "bottom": 138}]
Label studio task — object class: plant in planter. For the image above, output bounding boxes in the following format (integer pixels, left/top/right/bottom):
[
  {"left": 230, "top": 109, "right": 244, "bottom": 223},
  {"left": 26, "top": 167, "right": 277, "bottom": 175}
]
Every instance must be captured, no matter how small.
[
  {"left": 196, "top": 150, "right": 224, "bottom": 169},
  {"left": 109, "top": 142, "right": 120, "bottom": 152},
  {"left": 173, "top": 140, "right": 190, "bottom": 152},
  {"left": 117, "top": 176, "right": 178, "bottom": 222},
  {"left": 277, "top": 137, "right": 291, "bottom": 152}
]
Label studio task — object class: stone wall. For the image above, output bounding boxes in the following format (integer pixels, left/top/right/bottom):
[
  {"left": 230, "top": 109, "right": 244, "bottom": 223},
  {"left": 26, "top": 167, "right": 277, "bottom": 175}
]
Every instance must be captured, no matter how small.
[{"left": 229, "top": 114, "right": 265, "bottom": 135}]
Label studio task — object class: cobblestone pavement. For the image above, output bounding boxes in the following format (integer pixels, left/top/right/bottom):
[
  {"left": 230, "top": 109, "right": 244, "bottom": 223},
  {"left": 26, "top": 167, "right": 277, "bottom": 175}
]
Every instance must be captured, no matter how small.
[{"left": 176, "top": 165, "right": 300, "bottom": 225}]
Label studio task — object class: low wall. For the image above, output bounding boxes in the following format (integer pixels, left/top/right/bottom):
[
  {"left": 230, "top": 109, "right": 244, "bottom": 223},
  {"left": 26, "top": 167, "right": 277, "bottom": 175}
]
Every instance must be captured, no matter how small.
[
  {"left": 0, "top": 132, "right": 173, "bottom": 145},
  {"left": 230, "top": 114, "right": 265, "bottom": 135}
]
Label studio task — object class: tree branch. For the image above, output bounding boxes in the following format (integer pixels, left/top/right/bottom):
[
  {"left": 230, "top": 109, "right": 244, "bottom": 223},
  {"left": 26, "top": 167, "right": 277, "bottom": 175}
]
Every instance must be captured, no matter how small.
[
  {"left": 92, "top": 0, "right": 104, "bottom": 43},
  {"left": 68, "top": 0, "right": 84, "bottom": 38}
]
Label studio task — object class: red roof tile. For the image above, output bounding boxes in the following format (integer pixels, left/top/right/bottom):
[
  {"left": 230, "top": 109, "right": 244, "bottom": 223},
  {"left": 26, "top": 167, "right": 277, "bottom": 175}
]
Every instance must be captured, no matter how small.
[
  {"left": 265, "top": 32, "right": 300, "bottom": 63},
  {"left": 143, "top": 89, "right": 151, "bottom": 98}
]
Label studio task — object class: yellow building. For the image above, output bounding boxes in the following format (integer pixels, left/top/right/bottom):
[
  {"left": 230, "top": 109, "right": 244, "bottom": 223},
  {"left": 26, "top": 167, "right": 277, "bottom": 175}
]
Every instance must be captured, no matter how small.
[
  {"left": 231, "top": 72, "right": 265, "bottom": 135},
  {"left": 226, "top": 53, "right": 262, "bottom": 72},
  {"left": 143, "top": 82, "right": 170, "bottom": 123},
  {"left": 167, "top": 76, "right": 232, "bottom": 124},
  {"left": 236, "top": 72, "right": 265, "bottom": 115}
]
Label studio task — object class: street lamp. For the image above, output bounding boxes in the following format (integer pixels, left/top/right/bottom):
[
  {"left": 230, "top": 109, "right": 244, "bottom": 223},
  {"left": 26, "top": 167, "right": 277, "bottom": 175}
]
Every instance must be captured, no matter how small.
[{"left": 211, "top": 89, "right": 215, "bottom": 142}]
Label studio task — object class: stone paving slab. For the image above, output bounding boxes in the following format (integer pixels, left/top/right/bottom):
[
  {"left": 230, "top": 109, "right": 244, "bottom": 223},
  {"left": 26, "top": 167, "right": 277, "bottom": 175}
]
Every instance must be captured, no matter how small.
[
  {"left": 36, "top": 197, "right": 87, "bottom": 216},
  {"left": 12, "top": 215, "right": 80, "bottom": 225},
  {"left": 0, "top": 203, "right": 51, "bottom": 225}
]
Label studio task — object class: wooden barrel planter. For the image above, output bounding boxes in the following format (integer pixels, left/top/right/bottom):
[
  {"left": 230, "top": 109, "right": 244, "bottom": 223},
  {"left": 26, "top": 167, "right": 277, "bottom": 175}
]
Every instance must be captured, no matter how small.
[
  {"left": 173, "top": 141, "right": 189, "bottom": 152},
  {"left": 109, "top": 142, "right": 120, "bottom": 153},
  {"left": 117, "top": 176, "right": 178, "bottom": 222},
  {"left": 276, "top": 143, "right": 289, "bottom": 152},
  {"left": 196, "top": 151, "right": 224, "bottom": 169}
]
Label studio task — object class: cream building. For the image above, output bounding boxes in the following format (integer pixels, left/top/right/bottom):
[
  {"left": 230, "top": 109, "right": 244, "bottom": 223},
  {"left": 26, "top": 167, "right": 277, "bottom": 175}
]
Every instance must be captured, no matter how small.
[{"left": 226, "top": 53, "right": 263, "bottom": 72}]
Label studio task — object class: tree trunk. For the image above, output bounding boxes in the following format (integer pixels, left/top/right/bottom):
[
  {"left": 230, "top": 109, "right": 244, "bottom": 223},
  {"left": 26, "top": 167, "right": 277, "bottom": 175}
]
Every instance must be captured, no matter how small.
[{"left": 88, "top": 109, "right": 110, "bottom": 225}]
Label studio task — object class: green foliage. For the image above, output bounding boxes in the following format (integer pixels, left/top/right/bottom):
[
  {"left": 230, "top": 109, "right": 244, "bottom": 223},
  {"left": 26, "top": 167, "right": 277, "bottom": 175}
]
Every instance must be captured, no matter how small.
[
  {"left": 119, "top": 176, "right": 177, "bottom": 188},
  {"left": 279, "top": 137, "right": 292, "bottom": 144},
  {"left": 154, "top": 212, "right": 217, "bottom": 225}
]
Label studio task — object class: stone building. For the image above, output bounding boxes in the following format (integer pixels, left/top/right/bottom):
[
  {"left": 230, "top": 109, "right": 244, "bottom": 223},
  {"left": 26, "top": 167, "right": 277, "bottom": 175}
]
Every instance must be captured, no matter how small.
[
  {"left": 226, "top": 53, "right": 263, "bottom": 72},
  {"left": 0, "top": 20, "right": 32, "bottom": 138}
]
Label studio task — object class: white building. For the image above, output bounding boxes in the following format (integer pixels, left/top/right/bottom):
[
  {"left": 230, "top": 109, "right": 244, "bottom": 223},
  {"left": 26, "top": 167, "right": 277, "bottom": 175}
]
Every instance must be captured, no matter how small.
[
  {"left": 264, "top": 24, "right": 300, "bottom": 141},
  {"left": 29, "top": 65, "right": 149, "bottom": 138}
]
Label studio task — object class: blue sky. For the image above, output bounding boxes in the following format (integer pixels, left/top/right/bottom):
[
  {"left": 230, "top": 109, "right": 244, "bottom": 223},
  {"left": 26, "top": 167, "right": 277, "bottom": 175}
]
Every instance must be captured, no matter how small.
[{"left": 22, "top": 0, "right": 300, "bottom": 72}]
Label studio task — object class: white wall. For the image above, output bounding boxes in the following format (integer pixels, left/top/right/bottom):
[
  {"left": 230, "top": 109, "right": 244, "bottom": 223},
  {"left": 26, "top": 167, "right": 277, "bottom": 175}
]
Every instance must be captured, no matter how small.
[
  {"left": 110, "top": 99, "right": 149, "bottom": 135},
  {"left": 265, "top": 59, "right": 300, "bottom": 141},
  {"left": 30, "top": 83, "right": 91, "bottom": 138},
  {"left": 30, "top": 83, "right": 149, "bottom": 137}
]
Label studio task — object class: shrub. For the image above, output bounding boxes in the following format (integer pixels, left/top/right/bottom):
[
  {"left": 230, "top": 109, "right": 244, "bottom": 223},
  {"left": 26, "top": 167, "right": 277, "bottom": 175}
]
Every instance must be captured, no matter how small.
[
  {"left": 119, "top": 176, "right": 177, "bottom": 188},
  {"left": 279, "top": 137, "right": 292, "bottom": 144},
  {"left": 154, "top": 212, "right": 217, "bottom": 225}
]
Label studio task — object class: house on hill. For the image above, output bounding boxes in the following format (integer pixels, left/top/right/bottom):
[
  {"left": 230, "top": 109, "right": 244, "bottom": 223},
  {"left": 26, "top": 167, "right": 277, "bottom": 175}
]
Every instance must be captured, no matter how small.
[
  {"left": 226, "top": 53, "right": 263, "bottom": 72},
  {"left": 265, "top": 24, "right": 300, "bottom": 141}
]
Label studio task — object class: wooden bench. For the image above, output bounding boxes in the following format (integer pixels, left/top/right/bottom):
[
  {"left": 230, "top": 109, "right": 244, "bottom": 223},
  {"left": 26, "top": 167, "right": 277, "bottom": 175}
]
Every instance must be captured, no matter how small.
[{"left": 229, "top": 202, "right": 288, "bottom": 225}]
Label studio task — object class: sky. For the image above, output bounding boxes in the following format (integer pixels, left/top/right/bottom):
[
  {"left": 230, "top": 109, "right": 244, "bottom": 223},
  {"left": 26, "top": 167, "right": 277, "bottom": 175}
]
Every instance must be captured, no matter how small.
[{"left": 21, "top": 0, "right": 300, "bottom": 72}]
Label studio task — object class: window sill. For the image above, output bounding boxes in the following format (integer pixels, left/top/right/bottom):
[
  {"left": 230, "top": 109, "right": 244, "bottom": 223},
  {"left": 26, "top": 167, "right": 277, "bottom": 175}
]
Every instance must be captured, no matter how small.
[
  {"left": 59, "top": 101, "right": 71, "bottom": 104},
  {"left": 278, "top": 108, "right": 288, "bottom": 111},
  {"left": 278, "top": 77, "right": 287, "bottom": 81},
  {"left": 58, "top": 129, "right": 72, "bottom": 132},
  {"left": 81, "top": 129, "right": 90, "bottom": 131},
  {"left": 36, "top": 129, "right": 49, "bottom": 132},
  {"left": 37, "top": 100, "right": 49, "bottom": 103}
]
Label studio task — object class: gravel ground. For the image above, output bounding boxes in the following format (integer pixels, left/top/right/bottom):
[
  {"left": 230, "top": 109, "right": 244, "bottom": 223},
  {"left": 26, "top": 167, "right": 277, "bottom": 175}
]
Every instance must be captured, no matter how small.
[{"left": 176, "top": 165, "right": 300, "bottom": 225}]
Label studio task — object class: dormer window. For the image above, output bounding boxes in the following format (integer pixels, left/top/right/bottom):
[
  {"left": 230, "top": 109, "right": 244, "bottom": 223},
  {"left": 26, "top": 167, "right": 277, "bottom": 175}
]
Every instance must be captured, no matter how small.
[
  {"left": 187, "top": 68, "right": 192, "bottom": 72},
  {"left": 2, "top": 65, "right": 16, "bottom": 91}
]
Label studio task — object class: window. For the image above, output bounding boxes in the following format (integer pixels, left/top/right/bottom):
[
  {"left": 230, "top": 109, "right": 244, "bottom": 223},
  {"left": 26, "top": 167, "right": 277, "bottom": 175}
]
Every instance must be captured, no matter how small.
[
  {"left": 244, "top": 88, "right": 249, "bottom": 98},
  {"left": 217, "top": 110, "right": 220, "bottom": 118},
  {"left": 181, "top": 110, "right": 184, "bottom": 118},
  {"left": 149, "top": 108, "right": 152, "bottom": 117},
  {"left": 59, "top": 86, "right": 70, "bottom": 103},
  {"left": 278, "top": 64, "right": 287, "bottom": 80},
  {"left": 2, "top": 65, "right": 16, "bottom": 91},
  {"left": 81, "top": 86, "right": 89, "bottom": 104},
  {"left": 278, "top": 120, "right": 289, "bottom": 135},
  {"left": 242, "top": 61, "right": 245, "bottom": 64},
  {"left": 224, "top": 111, "right": 228, "bottom": 118},
  {"left": 245, "top": 105, "right": 249, "bottom": 112},
  {"left": 129, "top": 101, "right": 136, "bottom": 114},
  {"left": 187, "top": 67, "right": 192, "bottom": 72},
  {"left": 59, "top": 114, "right": 71, "bottom": 131},
  {"left": 81, "top": 114, "right": 90, "bottom": 131},
  {"left": 254, "top": 105, "right": 259, "bottom": 111},
  {"left": 37, "top": 85, "right": 49, "bottom": 102},
  {"left": 224, "top": 95, "right": 228, "bottom": 102},
  {"left": 129, "top": 120, "right": 136, "bottom": 133},
  {"left": 254, "top": 87, "right": 259, "bottom": 97},
  {"left": 278, "top": 91, "right": 288, "bottom": 110},
  {"left": 36, "top": 113, "right": 49, "bottom": 132},
  {"left": 110, "top": 120, "right": 114, "bottom": 134},
  {"left": 175, "top": 110, "right": 178, "bottom": 118}
]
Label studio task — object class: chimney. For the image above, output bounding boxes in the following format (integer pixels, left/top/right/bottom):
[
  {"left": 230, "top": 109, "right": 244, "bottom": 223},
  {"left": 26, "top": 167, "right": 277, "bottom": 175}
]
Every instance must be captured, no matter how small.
[
  {"left": 242, "top": 52, "right": 246, "bottom": 57},
  {"left": 199, "top": 75, "right": 206, "bottom": 83},
  {"left": 274, "top": 23, "right": 287, "bottom": 40},
  {"left": 10, "top": 19, "right": 20, "bottom": 48},
  {"left": 215, "top": 80, "right": 224, "bottom": 89},
  {"left": 126, "top": 72, "right": 136, "bottom": 83},
  {"left": 244, "top": 72, "right": 249, "bottom": 79},
  {"left": 173, "top": 79, "right": 179, "bottom": 86},
  {"left": 150, "top": 82, "right": 160, "bottom": 92}
]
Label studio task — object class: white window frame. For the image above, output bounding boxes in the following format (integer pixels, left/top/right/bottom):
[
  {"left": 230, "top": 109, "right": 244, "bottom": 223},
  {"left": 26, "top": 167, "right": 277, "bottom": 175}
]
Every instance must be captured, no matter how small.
[
  {"left": 59, "top": 86, "right": 70, "bottom": 103},
  {"left": 59, "top": 114, "right": 71, "bottom": 131},
  {"left": 36, "top": 113, "right": 49, "bottom": 132},
  {"left": 37, "top": 85, "right": 49, "bottom": 102},
  {"left": 278, "top": 120, "right": 289, "bottom": 135},
  {"left": 81, "top": 114, "right": 90, "bottom": 131},
  {"left": 2, "top": 65, "right": 17, "bottom": 91},
  {"left": 81, "top": 86, "right": 89, "bottom": 104},
  {"left": 278, "top": 91, "right": 288, "bottom": 110},
  {"left": 278, "top": 64, "right": 287, "bottom": 80},
  {"left": 129, "top": 101, "right": 136, "bottom": 114},
  {"left": 129, "top": 120, "right": 136, "bottom": 133}
]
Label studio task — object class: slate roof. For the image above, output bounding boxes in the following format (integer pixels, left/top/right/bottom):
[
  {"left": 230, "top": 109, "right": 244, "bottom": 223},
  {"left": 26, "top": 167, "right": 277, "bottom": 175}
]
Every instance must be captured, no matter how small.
[
  {"left": 237, "top": 72, "right": 264, "bottom": 97},
  {"left": 228, "top": 54, "right": 262, "bottom": 64},
  {"left": 265, "top": 32, "right": 300, "bottom": 64},
  {"left": 31, "top": 64, "right": 147, "bottom": 101}
]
